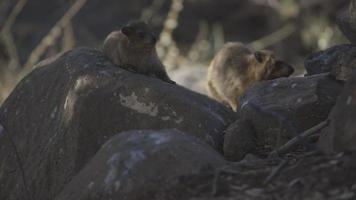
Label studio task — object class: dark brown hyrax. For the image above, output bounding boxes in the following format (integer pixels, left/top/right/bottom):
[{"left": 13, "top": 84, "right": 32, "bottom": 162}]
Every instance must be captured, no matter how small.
[
  {"left": 102, "top": 21, "right": 175, "bottom": 84},
  {"left": 207, "top": 42, "right": 294, "bottom": 111}
]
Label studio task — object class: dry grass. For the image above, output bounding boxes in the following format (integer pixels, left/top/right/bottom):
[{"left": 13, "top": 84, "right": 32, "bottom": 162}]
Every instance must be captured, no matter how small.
[{"left": 0, "top": 0, "right": 88, "bottom": 106}]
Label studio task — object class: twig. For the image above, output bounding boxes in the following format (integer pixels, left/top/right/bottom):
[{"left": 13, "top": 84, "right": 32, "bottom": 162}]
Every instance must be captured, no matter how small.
[
  {"left": 247, "top": 23, "right": 296, "bottom": 50},
  {"left": 211, "top": 168, "right": 222, "bottom": 196},
  {"left": 156, "top": 0, "right": 184, "bottom": 69},
  {"left": 263, "top": 159, "right": 289, "bottom": 185},
  {"left": 140, "top": 0, "right": 165, "bottom": 23},
  {"left": 212, "top": 22, "right": 224, "bottom": 54},
  {"left": 24, "top": 0, "right": 88, "bottom": 69},
  {"left": 246, "top": 101, "right": 328, "bottom": 155},
  {"left": 0, "top": 0, "right": 28, "bottom": 69},
  {"left": 0, "top": 0, "right": 13, "bottom": 26},
  {"left": 276, "top": 120, "right": 329, "bottom": 155},
  {"left": 62, "top": 22, "right": 75, "bottom": 51},
  {"left": 1, "top": 0, "right": 28, "bottom": 33},
  {"left": 1, "top": 33, "right": 20, "bottom": 69},
  {"left": 187, "top": 21, "right": 209, "bottom": 63}
]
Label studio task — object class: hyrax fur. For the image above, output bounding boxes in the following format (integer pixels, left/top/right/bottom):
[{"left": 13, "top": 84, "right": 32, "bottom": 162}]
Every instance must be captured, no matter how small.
[
  {"left": 102, "top": 21, "right": 175, "bottom": 84},
  {"left": 207, "top": 42, "right": 294, "bottom": 111}
]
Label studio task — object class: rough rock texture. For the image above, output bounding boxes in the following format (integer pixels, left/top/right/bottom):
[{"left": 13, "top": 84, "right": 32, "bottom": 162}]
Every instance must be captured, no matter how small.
[
  {"left": 318, "top": 70, "right": 356, "bottom": 153},
  {"left": 55, "top": 130, "right": 226, "bottom": 200},
  {"left": 224, "top": 74, "right": 343, "bottom": 161},
  {"left": 0, "top": 47, "right": 234, "bottom": 200},
  {"left": 304, "top": 44, "right": 356, "bottom": 81},
  {"left": 223, "top": 117, "right": 256, "bottom": 161},
  {"left": 155, "top": 152, "right": 356, "bottom": 200},
  {"left": 337, "top": 0, "right": 356, "bottom": 44}
]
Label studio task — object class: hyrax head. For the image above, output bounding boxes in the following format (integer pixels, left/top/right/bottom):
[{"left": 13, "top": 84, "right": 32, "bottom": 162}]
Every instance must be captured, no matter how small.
[
  {"left": 120, "top": 21, "right": 157, "bottom": 49},
  {"left": 254, "top": 50, "right": 294, "bottom": 80}
]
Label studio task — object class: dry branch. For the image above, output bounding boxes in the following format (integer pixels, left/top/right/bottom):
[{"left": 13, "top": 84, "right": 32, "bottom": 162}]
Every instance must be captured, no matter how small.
[
  {"left": 1, "top": 0, "right": 28, "bottom": 33},
  {"left": 263, "top": 159, "right": 289, "bottom": 185},
  {"left": 140, "top": 0, "right": 165, "bottom": 23},
  {"left": 62, "top": 22, "right": 75, "bottom": 51},
  {"left": 24, "top": 0, "right": 88, "bottom": 69},
  {"left": 248, "top": 23, "right": 296, "bottom": 50},
  {"left": 157, "top": 0, "right": 184, "bottom": 69},
  {"left": 276, "top": 120, "right": 329, "bottom": 155},
  {"left": 0, "top": 0, "right": 28, "bottom": 69},
  {"left": 187, "top": 21, "right": 209, "bottom": 63}
]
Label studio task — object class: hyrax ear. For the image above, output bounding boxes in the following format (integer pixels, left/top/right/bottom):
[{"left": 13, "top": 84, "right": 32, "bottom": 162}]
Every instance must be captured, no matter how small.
[
  {"left": 121, "top": 26, "right": 135, "bottom": 36},
  {"left": 254, "top": 51, "right": 267, "bottom": 63}
]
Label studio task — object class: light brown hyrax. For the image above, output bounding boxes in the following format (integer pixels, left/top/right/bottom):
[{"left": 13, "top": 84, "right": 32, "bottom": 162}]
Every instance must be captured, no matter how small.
[
  {"left": 207, "top": 42, "right": 294, "bottom": 111},
  {"left": 102, "top": 21, "right": 175, "bottom": 84}
]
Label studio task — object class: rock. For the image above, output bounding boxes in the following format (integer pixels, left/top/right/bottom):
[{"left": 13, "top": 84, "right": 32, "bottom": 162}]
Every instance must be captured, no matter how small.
[
  {"left": 318, "top": 70, "right": 356, "bottom": 153},
  {"left": 54, "top": 130, "right": 226, "bottom": 200},
  {"left": 224, "top": 74, "right": 343, "bottom": 161},
  {"left": 337, "top": 0, "right": 356, "bottom": 44},
  {"left": 0, "top": 47, "right": 234, "bottom": 200},
  {"left": 223, "top": 117, "right": 256, "bottom": 161},
  {"left": 160, "top": 152, "right": 356, "bottom": 200},
  {"left": 304, "top": 44, "right": 356, "bottom": 81}
]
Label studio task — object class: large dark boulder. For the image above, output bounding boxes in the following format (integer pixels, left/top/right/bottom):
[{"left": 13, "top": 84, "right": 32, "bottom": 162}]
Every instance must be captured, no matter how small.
[
  {"left": 55, "top": 130, "right": 226, "bottom": 200},
  {"left": 318, "top": 70, "right": 356, "bottom": 153},
  {"left": 224, "top": 74, "right": 343, "bottom": 161},
  {"left": 304, "top": 44, "right": 356, "bottom": 81},
  {"left": 337, "top": 0, "right": 356, "bottom": 44},
  {"left": 0, "top": 47, "right": 234, "bottom": 200}
]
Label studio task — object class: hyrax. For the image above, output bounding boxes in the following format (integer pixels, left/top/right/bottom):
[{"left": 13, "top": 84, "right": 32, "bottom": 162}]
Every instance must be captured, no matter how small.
[
  {"left": 207, "top": 42, "right": 294, "bottom": 111},
  {"left": 102, "top": 21, "right": 175, "bottom": 84}
]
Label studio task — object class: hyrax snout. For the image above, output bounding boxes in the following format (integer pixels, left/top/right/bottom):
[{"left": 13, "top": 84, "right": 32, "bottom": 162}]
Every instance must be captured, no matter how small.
[{"left": 207, "top": 42, "right": 294, "bottom": 111}]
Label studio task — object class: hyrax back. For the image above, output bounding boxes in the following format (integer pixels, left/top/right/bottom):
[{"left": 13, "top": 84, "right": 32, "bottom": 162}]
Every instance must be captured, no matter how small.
[
  {"left": 207, "top": 42, "right": 294, "bottom": 111},
  {"left": 102, "top": 21, "right": 175, "bottom": 84}
]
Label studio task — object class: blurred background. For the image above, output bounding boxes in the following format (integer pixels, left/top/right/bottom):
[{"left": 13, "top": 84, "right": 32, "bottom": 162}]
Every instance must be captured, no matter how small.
[{"left": 0, "top": 0, "right": 350, "bottom": 104}]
